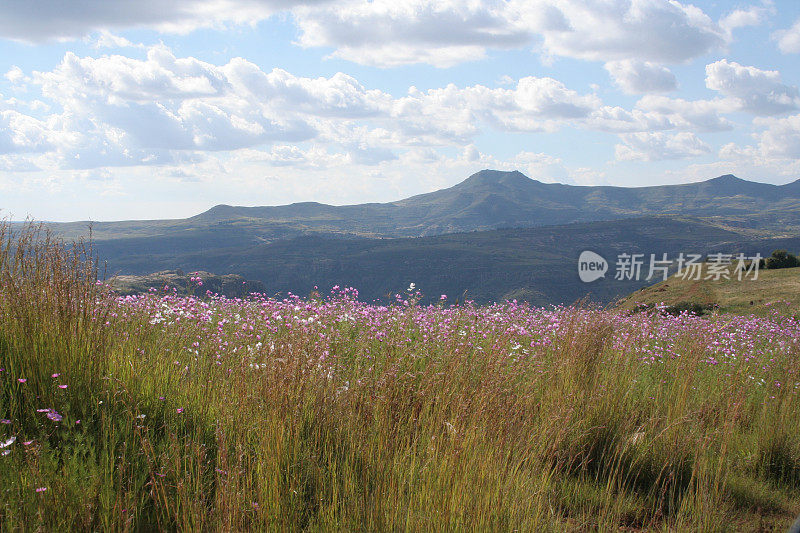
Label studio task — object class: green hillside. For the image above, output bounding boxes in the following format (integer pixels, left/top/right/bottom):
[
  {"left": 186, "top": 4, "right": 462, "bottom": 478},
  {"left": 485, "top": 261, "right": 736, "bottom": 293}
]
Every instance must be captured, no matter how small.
[{"left": 617, "top": 266, "right": 800, "bottom": 315}]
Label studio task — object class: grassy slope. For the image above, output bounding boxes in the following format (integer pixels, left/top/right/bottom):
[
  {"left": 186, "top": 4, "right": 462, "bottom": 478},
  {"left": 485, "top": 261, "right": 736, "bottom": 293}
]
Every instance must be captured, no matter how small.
[{"left": 617, "top": 266, "right": 800, "bottom": 315}]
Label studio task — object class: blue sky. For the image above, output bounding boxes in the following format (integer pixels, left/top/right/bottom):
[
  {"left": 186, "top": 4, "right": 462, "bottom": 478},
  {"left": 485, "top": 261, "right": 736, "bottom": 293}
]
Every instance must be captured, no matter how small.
[{"left": 1, "top": 0, "right": 799, "bottom": 221}]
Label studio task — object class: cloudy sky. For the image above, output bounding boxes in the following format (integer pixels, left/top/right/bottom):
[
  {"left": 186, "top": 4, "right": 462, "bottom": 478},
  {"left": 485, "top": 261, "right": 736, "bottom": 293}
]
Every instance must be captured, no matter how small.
[{"left": 1, "top": 0, "right": 799, "bottom": 221}]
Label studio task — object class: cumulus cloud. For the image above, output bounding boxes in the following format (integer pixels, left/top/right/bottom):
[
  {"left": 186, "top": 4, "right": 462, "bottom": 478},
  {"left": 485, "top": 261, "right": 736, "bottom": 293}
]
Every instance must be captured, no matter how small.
[
  {"left": 526, "top": 0, "right": 725, "bottom": 64},
  {"left": 633, "top": 95, "right": 733, "bottom": 132},
  {"left": 87, "top": 30, "right": 144, "bottom": 50},
  {"left": 0, "top": 0, "right": 734, "bottom": 71},
  {"left": 1, "top": 44, "right": 763, "bottom": 178},
  {"left": 705, "top": 59, "right": 800, "bottom": 115},
  {"left": 4, "top": 66, "right": 28, "bottom": 85},
  {"left": 773, "top": 18, "right": 800, "bottom": 54},
  {"left": 3, "top": 46, "right": 609, "bottom": 169},
  {"left": 393, "top": 77, "right": 601, "bottom": 139},
  {"left": 293, "top": 0, "right": 727, "bottom": 68},
  {"left": 0, "top": 110, "right": 53, "bottom": 154},
  {"left": 717, "top": 115, "right": 800, "bottom": 179},
  {"left": 0, "top": 154, "right": 40, "bottom": 172},
  {"left": 0, "top": 0, "right": 325, "bottom": 42},
  {"left": 294, "top": 0, "right": 530, "bottom": 67},
  {"left": 604, "top": 60, "right": 677, "bottom": 94},
  {"left": 587, "top": 95, "right": 732, "bottom": 134},
  {"left": 719, "top": 3, "right": 772, "bottom": 34},
  {"left": 752, "top": 113, "right": 800, "bottom": 158},
  {"left": 238, "top": 145, "right": 355, "bottom": 168},
  {"left": 615, "top": 131, "right": 711, "bottom": 161},
  {"left": 22, "top": 47, "right": 406, "bottom": 166}
]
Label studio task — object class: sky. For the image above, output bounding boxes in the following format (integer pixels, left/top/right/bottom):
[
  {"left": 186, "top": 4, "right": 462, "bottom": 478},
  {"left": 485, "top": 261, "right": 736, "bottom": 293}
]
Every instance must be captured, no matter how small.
[{"left": 1, "top": 0, "right": 799, "bottom": 221}]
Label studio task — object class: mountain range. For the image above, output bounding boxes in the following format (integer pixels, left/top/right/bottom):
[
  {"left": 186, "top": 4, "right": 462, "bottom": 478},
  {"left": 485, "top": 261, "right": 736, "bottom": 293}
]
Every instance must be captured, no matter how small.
[
  {"left": 52, "top": 170, "right": 800, "bottom": 242},
  {"left": 36, "top": 170, "right": 800, "bottom": 305}
]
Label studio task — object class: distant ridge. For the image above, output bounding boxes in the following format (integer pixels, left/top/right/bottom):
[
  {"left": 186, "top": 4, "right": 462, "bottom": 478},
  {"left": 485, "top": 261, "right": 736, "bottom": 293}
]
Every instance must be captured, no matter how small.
[
  {"left": 186, "top": 169, "right": 800, "bottom": 237},
  {"left": 27, "top": 168, "right": 800, "bottom": 306},
  {"left": 45, "top": 170, "right": 800, "bottom": 243}
]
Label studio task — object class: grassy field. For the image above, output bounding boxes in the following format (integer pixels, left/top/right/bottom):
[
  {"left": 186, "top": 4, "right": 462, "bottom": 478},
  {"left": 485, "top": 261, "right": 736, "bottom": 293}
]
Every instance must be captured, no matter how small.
[
  {"left": 617, "top": 266, "right": 800, "bottom": 316},
  {"left": 1, "top": 224, "right": 800, "bottom": 531}
]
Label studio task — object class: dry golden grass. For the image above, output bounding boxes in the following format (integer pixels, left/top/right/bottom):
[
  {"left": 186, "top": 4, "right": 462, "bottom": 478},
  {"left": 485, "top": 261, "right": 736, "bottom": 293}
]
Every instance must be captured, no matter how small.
[{"left": 617, "top": 266, "right": 800, "bottom": 316}]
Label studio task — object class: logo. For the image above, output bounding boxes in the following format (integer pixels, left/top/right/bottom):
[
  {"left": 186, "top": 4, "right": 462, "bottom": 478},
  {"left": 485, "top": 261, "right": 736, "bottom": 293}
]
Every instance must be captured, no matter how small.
[{"left": 578, "top": 250, "right": 608, "bottom": 283}]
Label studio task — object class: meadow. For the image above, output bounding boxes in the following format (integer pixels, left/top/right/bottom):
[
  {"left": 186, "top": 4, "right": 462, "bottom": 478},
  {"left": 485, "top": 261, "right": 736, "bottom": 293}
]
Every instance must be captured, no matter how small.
[{"left": 1, "top": 223, "right": 799, "bottom": 531}]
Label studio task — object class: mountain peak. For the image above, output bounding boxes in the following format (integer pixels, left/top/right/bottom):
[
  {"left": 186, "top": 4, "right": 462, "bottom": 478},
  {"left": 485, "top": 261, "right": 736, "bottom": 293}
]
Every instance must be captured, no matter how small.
[
  {"left": 458, "top": 169, "right": 538, "bottom": 189},
  {"left": 707, "top": 174, "right": 742, "bottom": 183}
]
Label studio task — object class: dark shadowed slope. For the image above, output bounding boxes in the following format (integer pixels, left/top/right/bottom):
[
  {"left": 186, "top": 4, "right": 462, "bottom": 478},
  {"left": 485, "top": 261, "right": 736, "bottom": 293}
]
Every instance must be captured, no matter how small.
[{"left": 97, "top": 216, "right": 800, "bottom": 306}]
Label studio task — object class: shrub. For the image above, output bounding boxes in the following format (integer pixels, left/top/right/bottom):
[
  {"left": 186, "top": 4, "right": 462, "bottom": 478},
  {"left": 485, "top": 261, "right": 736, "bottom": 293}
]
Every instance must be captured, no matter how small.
[{"left": 764, "top": 249, "right": 800, "bottom": 270}]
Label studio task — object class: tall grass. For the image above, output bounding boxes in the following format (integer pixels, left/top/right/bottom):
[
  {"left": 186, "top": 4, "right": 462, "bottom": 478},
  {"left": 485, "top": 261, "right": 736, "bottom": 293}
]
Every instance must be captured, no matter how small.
[{"left": 0, "top": 222, "right": 798, "bottom": 531}]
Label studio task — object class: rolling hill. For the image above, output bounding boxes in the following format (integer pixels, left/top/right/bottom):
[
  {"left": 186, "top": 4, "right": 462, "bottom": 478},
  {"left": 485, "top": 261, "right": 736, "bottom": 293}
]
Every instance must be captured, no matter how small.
[{"left": 616, "top": 266, "right": 800, "bottom": 316}]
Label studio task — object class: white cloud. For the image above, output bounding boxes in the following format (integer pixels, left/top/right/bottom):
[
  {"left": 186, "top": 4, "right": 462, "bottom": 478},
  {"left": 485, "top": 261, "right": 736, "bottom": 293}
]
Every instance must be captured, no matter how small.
[
  {"left": 604, "top": 60, "right": 677, "bottom": 94},
  {"left": 394, "top": 77, "right": 601, "bottom": 139},
  {"left": 773, "top": 18, "right": 800, "bottom": 54},
  {"left": 716, "top": 121, "right": 800, "bottom": 180},
  {"left": 719, "top": 3, "right": 771, "bottom": 34},
  {"left": 752, "top": 113, "right": 800, "bottom": 158},
  {"left": 293, "top": 0, "right": 727, "bottom": 68},
  {"left": 527, "top": 0, "right": 725, "bottom": 64},
  {"left": 22, "top": 47, "right": 394, "bottom": 166},
  {"left": 633, "top": 95, "right": 734, "bottom": 132},
  {"left": 705, "top": 59, "right": 800, "bottom": 115},
  {"left": 4, "top": 66, "right": 28, "bottom": 85},
  {"left": 87, "top": 30, "right": 144, "bottom": 50},
  {"left": 587, "top": 95, "right": 732, "bottom": 134},
  {"left": 615, "top": 132, "right": 711, "bottom": 161},
  {"left": 237, "top": 145, "right": 354, "bottom": 168},
  {"left": 222, "top": 60, "right": 391, "bottom": 117},
  {"left": 0, "top": 0, "right": 323, "bottom": 42},
  {"left": 0, "top": 154, "right": 41, "bottom": 172},
  {"left": 0, "top": 0, "right": 733, "bottom": 71},
  {"left": 2, "top": 44, "right": 764, "bottom": 179},
  {"left": 0, "top": 110, "right": 52, "bottom": 154},
  {"left": 9, "top": 47, "right": 599, "bottom": 168},
  {"left": 294, "top": 0, "right": 530, "bottom": 67},
  {"left": 587, "top": 106, "right": 674, "bottom": 133}
]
